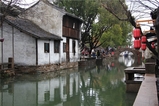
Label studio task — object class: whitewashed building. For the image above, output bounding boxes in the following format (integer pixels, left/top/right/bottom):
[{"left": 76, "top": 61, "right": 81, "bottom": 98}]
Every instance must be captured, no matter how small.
[{"left": 0, "top": 0, "right": 82, "bottom": 67}]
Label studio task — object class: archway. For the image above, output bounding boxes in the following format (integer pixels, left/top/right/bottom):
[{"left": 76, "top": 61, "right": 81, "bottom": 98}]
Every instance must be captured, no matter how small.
[{"left": 114, "top": 48, "right": 142, "bottom": 67}]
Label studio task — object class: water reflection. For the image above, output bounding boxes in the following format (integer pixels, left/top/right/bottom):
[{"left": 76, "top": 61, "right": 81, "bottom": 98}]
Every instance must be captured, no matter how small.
[
  {"left": 118, "top": 51, "right": 135, "bottom": 67},
  {"left": 0, "top": 55, "right": 138, "bottom": 106}
]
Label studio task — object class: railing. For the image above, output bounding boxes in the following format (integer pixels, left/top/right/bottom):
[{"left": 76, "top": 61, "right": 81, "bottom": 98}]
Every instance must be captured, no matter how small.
[{"left": 0, "top": 57, "right": 14, "bottom": 71}]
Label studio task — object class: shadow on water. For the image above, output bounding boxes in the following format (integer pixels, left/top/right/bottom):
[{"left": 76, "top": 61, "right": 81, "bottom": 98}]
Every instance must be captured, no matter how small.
[{"left": 0, "top": 54, "right": 141, "bottom": 106}]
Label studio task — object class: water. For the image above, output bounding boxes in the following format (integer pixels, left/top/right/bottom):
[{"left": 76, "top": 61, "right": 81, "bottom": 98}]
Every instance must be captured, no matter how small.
[{"left": 0, "top": 54, "right": 140, "bottom": 106}]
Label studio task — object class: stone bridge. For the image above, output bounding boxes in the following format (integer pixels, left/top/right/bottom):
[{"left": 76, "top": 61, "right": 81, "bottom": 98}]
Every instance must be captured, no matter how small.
[
  {"left": 114, "top": 47, "right": 139, "bottom": 57},
  {"left": 113, "top": 47, "right": 142, "bottom": 67}
]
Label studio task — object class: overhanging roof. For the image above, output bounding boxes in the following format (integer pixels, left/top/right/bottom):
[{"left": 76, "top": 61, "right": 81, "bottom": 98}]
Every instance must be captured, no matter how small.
[{"left": 5, "top": 16, "right": 62, "bottom": 40}]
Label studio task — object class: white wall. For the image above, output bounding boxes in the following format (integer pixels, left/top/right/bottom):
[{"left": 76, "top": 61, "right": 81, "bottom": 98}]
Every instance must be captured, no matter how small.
[
  {"left": 18, "top": 0, "right": 80, "bottom": 64},
  {"left": 38, "top": 39, "right": 60, "bottom": 65},
  {"left": 60, "top": 38, "right": 79, "bottom": 62},
  {"left": 61, "top": 37, "right": 66, "bottom": 62},
  {"left": 69, "top": 39, "right": 79, "bottom": 62},
  {"left": 0, "top": 22, "right": 36, "bottom": 65}
]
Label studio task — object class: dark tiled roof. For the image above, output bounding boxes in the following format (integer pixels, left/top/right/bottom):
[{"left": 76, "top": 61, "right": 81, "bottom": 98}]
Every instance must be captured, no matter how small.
[{"left": 5, "top": 16, "right": 62, "bottom": 40}]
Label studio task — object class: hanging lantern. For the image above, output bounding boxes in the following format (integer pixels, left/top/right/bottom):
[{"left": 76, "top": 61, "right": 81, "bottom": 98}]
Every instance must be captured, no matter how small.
[
  {"left": 133, "top": 29, "right": 141, "bottom": 39},
  {"left": 134, "top": 39, "right": 141, "bottom": 50},
  {"left": 141, "top": 36, "right": 146, "bottom": 43},
  {"left": 111, "top": 62, "right": 114, "bottom": 67},
  {"left": 141, "top": 43, "right": 146, "bottom": 51},
  {"left": 151, "top": 42, "right": 155, "bottom": 48}
]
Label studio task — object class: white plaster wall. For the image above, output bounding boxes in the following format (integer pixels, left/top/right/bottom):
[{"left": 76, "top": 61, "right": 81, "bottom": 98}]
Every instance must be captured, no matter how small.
[
  {"left": 21, "top": 0, "right": 63, "bottom": 37},
  {"left": 18, "top": 0, "right": 81, "bottom": 64},
  {"left": 1, "top": 23, "right": 36, "bottom": 65},
  {"left": 61, "top": 37, "right": 66, "bottom": 62},
  {"left": 69, "top": 39, "right": 79, "bottom": 62},
  {"left": 0, "top": 23, "right": 12, "bottom": 63},
  {"left": 58, "top": 38, "right": 79, "bottom": 62},
  {"left": 38, "top": 39, "right": 60, "bottom": 65},
  {"left": 50, "top": 40, "right": 61, "bottom": 64}
]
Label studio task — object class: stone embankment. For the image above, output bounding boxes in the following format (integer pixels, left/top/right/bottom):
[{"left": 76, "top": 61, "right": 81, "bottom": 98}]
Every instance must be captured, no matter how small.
[{"left": 15, "top": 62, "right": 78, "bottom": 74}]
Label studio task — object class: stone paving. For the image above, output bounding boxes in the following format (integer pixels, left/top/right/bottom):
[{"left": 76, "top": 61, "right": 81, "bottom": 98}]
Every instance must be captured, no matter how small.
[{"left": 133, "top": 74, "right": 158, "bottom": 106}]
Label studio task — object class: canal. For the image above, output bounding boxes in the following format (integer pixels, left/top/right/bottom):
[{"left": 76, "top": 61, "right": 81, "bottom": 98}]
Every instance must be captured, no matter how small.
[{"left": 0, "top": 53, "right": 141, "bottom": 106}]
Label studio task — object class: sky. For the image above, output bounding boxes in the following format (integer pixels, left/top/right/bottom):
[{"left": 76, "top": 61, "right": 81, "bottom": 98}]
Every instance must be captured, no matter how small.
[
  {"left": 125, "top": 0, "right": 158, "bottom": 31},
  {"left": 16, "top": 0, "right": 39, "bottom": 8},
  {"left": 3, "top": 0, "right": 156, "bottom": 31},
  {"left": 21, "top": 0, "right": 155, "bottom": 28},
  {"left": 2, "top": 0, "right": 39, "bottom": 8}
]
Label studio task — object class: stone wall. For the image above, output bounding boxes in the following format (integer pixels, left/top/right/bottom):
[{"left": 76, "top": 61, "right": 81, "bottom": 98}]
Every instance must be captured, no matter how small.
[{"left": 15, "top": 62, "right": 78, "bottom": 74}]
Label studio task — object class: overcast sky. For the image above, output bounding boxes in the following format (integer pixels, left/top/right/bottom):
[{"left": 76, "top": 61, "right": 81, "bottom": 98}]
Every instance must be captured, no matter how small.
[
  {"left": 126, "top": 0, "right": 158, "bottom": 31},
  {"left": 5, "top": 0, "right": 156, "bottom": 31},
  {"left": 16, "top": 0, "right": 38, "bottom": 8}
]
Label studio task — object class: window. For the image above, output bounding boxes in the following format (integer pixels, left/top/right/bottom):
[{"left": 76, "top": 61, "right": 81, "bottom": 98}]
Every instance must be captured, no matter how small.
[
  {"left": 54, "top": 40, "right": 60, "bottom": 53},
  {"left": 44, "top": 91, "right": 50, "bottom": 101},
  {"left": 73, "top": 22, "right": 75, "bottom": 29},
  {"left": 72, "top": 40, "right": 76, "bottom": 55},
  {"left": 44, "top": 43, "right": 49, "bottom": 53},
  {"left": 63, "top": 43, "right": 66, "bottom": 52}
]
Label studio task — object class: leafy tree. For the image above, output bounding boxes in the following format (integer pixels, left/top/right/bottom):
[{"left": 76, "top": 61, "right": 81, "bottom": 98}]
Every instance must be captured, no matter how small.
[
  {"left": 54, "top": 0, "right": 131, "bottom": 54},
  {"left": 101, "top": 0, "right": 136, "bottom": 27},
  {"left": 100, "top": 24, "right": 123, "bottom": 47},
  {"left": 89, "top": 7, "right": 115, "bottom": 50},
  {"left": 101, "top": 0, "right": 159, "bottom": 58},
  {"left": 120, "top": 22, "right": 132, "bottom": 46}
]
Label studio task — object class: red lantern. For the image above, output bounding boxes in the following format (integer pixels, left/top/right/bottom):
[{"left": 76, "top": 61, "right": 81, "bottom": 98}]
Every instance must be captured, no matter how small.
[
  {"left": 133, "top": 29, "right": 141, "bottom": 39},
  {"left": 111, "top": 62, "right": 114, "bottom": 67},
  {"left": 134, "top": 39, "right": 141, "bottom": 50},
  {"left": 151, "top": 42, "right": 155, "bottom": 48},
  {"left": 141, "top": 36, "right": 146, "bottom": 43},
  {"left": 141, "top": 43, "right": 146, "bottom": 51}
]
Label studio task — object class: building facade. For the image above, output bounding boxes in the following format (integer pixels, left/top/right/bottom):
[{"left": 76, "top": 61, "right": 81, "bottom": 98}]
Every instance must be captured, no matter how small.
[{"left": 0, "top": 0, "right": 82, "bottom": 67}]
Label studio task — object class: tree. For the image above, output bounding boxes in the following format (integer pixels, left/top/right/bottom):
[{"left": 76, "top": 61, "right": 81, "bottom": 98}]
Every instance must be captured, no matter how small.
[
  {"left": 0, "top": 0, "right": 36, "bottom": 25},
  {"left": 54, "top": 0, "right": 131, "bottom": 54},
  {"left": 100, "top": 21, "right": 132, "bottom": 48},
  {"left": 55, "top": 0, "right": 100, "bottom": 52},
  {"left": 89, "top": 7, "right": 116, "bottom": 50},
  {"left": 100, "top": 24, "right": 122, "bottom": 47},
  {"left": 101, "top": 0, "right": 159, "bottom": 59}
]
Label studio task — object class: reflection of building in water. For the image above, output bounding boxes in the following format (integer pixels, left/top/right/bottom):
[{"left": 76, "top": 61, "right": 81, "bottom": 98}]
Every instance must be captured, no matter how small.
[{"left": 0, "top": 72, "right": 79, "bottom": 106}]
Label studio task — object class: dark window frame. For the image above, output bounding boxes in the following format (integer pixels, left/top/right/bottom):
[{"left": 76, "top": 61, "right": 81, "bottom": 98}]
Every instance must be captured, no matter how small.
[
  {"left": 63, "top": 43, "right": 66, "bottom": 52},
  {"left": 44, "top": 43, "right": 50, "bottom": 53},
  {"left": 73, "top": 22, "right": 75, "bottom": 29},
  {"left": 54, "top": 40, "right": 60, "bottom": 53},
  {"left": 72, "top": 40, "right": 76, "bottom": 55}
]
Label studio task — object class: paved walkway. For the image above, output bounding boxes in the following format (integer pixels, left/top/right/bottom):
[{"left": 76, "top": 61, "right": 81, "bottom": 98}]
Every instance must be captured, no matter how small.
[{"left": 133, "top": 74, "right": 158, "bottom": 106}]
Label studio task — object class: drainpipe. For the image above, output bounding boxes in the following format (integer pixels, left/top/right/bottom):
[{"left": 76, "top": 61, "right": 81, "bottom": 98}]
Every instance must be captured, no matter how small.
[
  {"left": 1, "top": 18, "right": 3, "bottom": 70},
  {"left": 36, "top": 38, "right": 38, "bottom": 65},
  {"left": 49, "top": 39, "right": 50, "bottom": 65},
  {"left": 12, "top": 26, "right": 14, "bottom": 69},
  {"left": 59, "top": 41, "right": 61, "bottom": 64}
]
